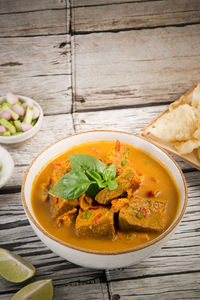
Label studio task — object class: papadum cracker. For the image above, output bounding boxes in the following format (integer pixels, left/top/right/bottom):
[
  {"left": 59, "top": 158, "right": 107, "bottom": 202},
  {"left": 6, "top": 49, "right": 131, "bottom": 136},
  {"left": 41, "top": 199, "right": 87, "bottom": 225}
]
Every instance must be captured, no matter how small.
[
  {"left": 174, "top": 140, "right": 200, "bottom": 155},
  {"left": 147, "top": 104, "right": 200, "bottom": 142},
  {"left": 142, "top": 83, "right": 200, "bottom": 163}
]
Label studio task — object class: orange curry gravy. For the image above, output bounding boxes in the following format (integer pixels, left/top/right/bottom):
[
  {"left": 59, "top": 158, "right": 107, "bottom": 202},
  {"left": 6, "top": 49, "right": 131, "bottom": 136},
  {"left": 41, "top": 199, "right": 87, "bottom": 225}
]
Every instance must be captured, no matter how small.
[{"left": 31, "top": 140, "right": 180, "bottom": 252}]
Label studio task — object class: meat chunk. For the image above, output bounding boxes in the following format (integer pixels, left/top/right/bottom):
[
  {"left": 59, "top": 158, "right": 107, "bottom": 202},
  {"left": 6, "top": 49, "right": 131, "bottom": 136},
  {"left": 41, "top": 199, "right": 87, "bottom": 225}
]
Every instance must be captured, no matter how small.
[
  {"left": 40, "top": 177, "right": 52, "bottom": 202},
  {"left": 75, "top": 207, "right": 115, "bottom": 239},
  {"left": 51, "top": 161, "right": 68, "bottom": 185},
  {"left": 119, "top": 195, "right": 166, "bottom": 232},
  {"left": 111, "top": 198, "right": 129, "bottom": 212},
  {"left": 95, "top": 167, "right": 140, "bottom": 205},
  {"left": 50, "top": 196, "right": 79, "bottom": 218},
  {"left": 56, "top": 208, "right": 77, "bottom": 227},
  {"left": 79, "top": 193, "right": 93, "bottom": 211}
]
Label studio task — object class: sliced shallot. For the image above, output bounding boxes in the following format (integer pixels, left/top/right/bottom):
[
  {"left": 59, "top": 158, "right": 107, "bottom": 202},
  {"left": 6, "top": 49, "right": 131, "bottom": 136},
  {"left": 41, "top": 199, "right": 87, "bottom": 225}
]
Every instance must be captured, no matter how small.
[
  {"left": 6, "top": 93, "right": 18, "bottom": 105},
  {"left": 0, "top": 110, "right": 11, "bottom": 120},
  {"left": 11, "top": 104, "right": 25, "bottom": 116},
  {"left": 0, "top": 125, "right": 6, "bottom": 133},
  {"left": 33, "top": 105, "right": 40, "bottom": 119},
  {"left": 21, "top": 122, "right": 33, "bottom": 132}
]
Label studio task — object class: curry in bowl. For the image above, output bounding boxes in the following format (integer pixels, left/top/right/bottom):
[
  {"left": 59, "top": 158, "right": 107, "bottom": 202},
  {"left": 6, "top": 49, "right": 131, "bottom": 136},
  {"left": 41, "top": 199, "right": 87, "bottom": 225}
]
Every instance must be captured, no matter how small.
[{"left": 31, "top": 140, "right": 180, "bottom": 252}]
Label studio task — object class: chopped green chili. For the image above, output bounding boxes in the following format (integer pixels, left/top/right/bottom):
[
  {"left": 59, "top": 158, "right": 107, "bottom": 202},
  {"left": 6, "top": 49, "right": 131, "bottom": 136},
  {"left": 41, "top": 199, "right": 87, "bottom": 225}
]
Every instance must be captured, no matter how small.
[
  {"left": 121, "top": 160, "right": 127, "bottom": 167},
  {"left": 82, "top": 210, "right": 91, "bottom": 219},
  {"left": 136, "top": 211, "right": 144, "bottom": 219},
  {"left": 126, "top": 233, "right": 136, "bottom": 240},
  {"left": 125, "top": 150, "right": 130, "bottom": 159}
]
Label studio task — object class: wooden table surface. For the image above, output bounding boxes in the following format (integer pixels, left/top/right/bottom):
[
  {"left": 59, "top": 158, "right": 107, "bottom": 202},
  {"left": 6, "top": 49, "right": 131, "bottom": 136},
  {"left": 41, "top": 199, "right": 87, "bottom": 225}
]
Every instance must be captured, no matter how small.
[{"left": 0, "top": 0, "right": 200, "bottom": 299}]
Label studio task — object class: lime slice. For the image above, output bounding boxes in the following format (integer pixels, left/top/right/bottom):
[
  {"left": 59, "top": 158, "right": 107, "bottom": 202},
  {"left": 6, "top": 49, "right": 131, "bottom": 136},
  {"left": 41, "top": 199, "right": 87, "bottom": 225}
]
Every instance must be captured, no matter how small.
[
  {"left": 0, "top": 248, "right": 35, "bottom": 283},
  {"left": 11, "top": 279, "right": 53, "bottom": 300}
]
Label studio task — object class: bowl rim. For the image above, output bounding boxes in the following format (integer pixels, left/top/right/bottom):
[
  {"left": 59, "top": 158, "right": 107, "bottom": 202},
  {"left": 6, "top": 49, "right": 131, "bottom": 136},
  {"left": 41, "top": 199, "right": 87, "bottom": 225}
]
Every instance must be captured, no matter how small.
[
  {"left": 0, "top": 145, "right": 14, "bottom": 188},
  {"left": 22, "top": 130, "right": 188, "bottom": 256},
  {"left": 0, "top": 94, "right": 43, "bottom": 144}
]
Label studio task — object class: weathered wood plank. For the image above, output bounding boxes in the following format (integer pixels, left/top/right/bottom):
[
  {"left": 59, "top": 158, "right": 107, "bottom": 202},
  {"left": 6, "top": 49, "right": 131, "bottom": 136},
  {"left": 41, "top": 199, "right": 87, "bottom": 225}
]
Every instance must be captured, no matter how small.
[
  {"left": 0, "top": 9, "right": 68, "bottom": 37},
  {"left": 0, "top": 35, "right": 72, "bottom": 115},
  {"left": 109, "top": 273, "right": 200, "bottom": 299},
  {"left": 72, "top": 0, "right": 150, "bottom": 7},
  {"left": 72, "top": 0, "right": 200, "bottom": 32},
  {"left": 0, "top": 36, "right": 71, "bottom": 76},
  {"left": 72, "top": 25, "right": 200, "bottom": 111},
  {"left": 0, "top": 74, "right": 72, "bottom": 115},
  {"left": 1, "top": 282, "right": 109, "bottom": 300},
  {"left": 0, "top": 0, "right": 66, "bottom": 14}
]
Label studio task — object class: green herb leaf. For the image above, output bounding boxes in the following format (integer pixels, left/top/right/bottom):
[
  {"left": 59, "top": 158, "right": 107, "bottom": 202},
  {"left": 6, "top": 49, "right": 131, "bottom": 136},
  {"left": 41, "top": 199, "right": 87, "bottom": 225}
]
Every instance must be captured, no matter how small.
[
  {"left": 121, "top": 160, "right": 127, "bottom": 167},
  {"left": 86, "top": 170, "right": 102, "bottom": 181},
  {"left": 86, "top": 183, "right": 101, "bottom": 198},
  {"left": 86, "top": 170, "right": 106, "bottom": 188},
  {"left": 125, "top": 150, "right": 130, "bottom": 159},
  {"left": 49, "top": 171, "right": 93, "bottom": 200},
  {"left": 106, "top": 180, "right": 118, "bottom": 191},
  {"left": 103, "top": 164, "right": 116, "bottom": 181},
  {"left": 70, "top": 154, "right": 106, "bottom": 174}
]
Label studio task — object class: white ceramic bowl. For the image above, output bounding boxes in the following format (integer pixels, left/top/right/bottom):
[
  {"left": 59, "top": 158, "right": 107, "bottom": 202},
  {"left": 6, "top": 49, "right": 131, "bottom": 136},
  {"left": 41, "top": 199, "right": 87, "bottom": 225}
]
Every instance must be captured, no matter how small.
[
  {"left": 0, "top": 146, "right": 14, "bottom": 188},
  {"left": 22, "top": 131, "right": 187, "bottom": 269},
  {"left": 0, "top": 95, "right": 43, "bottom": 144}
]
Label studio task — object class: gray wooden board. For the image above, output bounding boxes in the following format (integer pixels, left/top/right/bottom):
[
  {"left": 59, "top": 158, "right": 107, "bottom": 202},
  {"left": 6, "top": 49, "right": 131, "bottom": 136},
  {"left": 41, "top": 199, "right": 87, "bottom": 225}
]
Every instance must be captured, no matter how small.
[
  {"left": 0, "top": 36, "right": 71, "bottom": 76},
  {"left": 0, "top": 9, "right": 69, "bottom": 37},
  {"left": 109, "top": 273, "right": 200, "bottom": 299},
  {"left": 0, "top": 35, "right": 72, "bottom": 115},
  {"left": 72, "top": 0, "right": 200, "bottom": 32},
  {"left": 0, "top": 0, "right": 66, "bottom": 14},
  {"left": 72, "top": 24, "right": 200, "bottom": 111}
]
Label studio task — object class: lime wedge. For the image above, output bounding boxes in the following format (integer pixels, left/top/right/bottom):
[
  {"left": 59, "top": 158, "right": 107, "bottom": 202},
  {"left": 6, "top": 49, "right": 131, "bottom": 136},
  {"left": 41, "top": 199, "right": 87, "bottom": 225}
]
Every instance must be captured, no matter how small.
[
  {"left": 0, "top": 248, "right": 35, "bottom": 283},
  {"left": 11, "top": 279, "right": 53, "bottom": 300}
]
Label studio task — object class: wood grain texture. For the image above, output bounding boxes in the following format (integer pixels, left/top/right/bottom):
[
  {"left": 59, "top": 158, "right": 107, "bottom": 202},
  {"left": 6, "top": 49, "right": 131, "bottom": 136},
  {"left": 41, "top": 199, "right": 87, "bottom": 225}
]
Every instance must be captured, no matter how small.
[
  {"left": 0, "top": 35, "right": 72, "bottom": 115},
  {"left": 72, "top": 25, "right": 200, "bottom": 111},
  {"left": 0, "top": 0, "right": 66, "bottom": 14},
  {"left": 0, "top": 9, "right": 68, "bottom": 37},
  {"left": 0, "top": 36, "right": 71, "bottom": 76},
  {"left": 72, "top": 0, "right": 151, "bottom": 7},
  {"left": 72, "top": 0, "right": 200, "bottom": 32},
  {"left": 109, "top": 273, "right": 200, "bottom": 299}
]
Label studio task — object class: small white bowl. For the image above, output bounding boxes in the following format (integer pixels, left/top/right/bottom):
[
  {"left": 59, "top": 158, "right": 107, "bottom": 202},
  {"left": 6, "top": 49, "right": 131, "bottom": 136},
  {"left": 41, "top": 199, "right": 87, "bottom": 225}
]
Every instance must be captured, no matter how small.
[
  {"left": 0, "top": 95, "right": 43, "bottom": 145},
  {"left": 0, "top": 146, "right": 14, "bottom": 188},
  {"left": 22, "top": 131, "right": 187, "bottom": 269}
]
